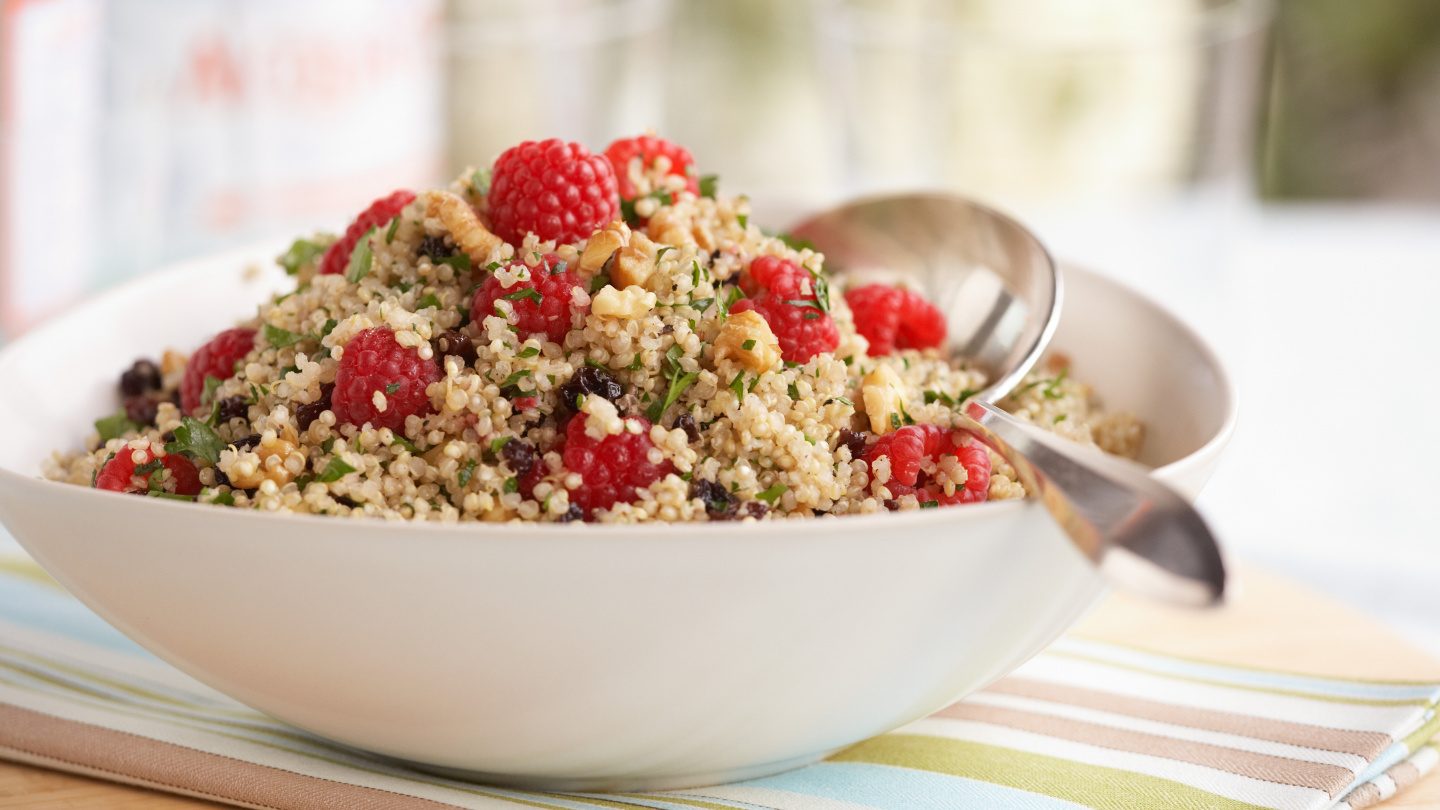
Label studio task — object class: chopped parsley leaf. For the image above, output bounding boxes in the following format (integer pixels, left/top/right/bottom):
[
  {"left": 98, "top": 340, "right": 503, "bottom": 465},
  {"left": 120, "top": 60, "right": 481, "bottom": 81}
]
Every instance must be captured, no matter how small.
[
  {"left": 728, "top": 371, "right": 746, "bottom": 401},
  {"left": 1042, "top": 369, "right": 1069, "bottom": 399},
  {"left": 416, "top": 293, "right": 441, "bottom": 310},
  {"left": 316, "top": 457, "right": 356, "bottom": 483},
  {"left": 504, "top": 288, "right": 543, "bottom": 304},
  {"left": 741, "top": 338, "right": 756, "bottom": 351},
  {"left": 385, "top": 382, "right": 400, "bottom": 394},
  {"left": 439, "top": 254, "right": 471, "bottom": 273},
  {"left": 755, "top": 484, "right": 787, "bottom": 504},
  {"left": 384, "top": 216, "right": 401, "bottom": 244},
  {"left": 457, "top": 458, "right": 478, "bottom": 487},
  {"left": 806, "top": 267, "right": 831, "bottom": 314},
  {"left": 777, "top": 232, "right": 816, "bottom": 252},
  {"left": 202, "top": 374, "right": 223, "bottom": 406},
  {"left": 698, "top": 174, "right": 719, "bottom": 198},
  {"left": 345, "top": 227, "right": 376, "bottom": 283},
  {"left": 645, "top": 345, "right": 699, "bottom": 422},
  {"left": 499, "top": 369, "right": 532, "bottom": 390},
  {"left": 94, "top": 411, "right": 139, "bottom": 442},
  {"left": 720, "top": 286, "right": 745, "bottom": 317},
  {"left": 278, "top": 238, "right": 326, "bottom": 276},
  {"left": 165, "top": 417, "right": 225, "bottom": 465},
  {"left": 517, "top": 346, "right": 540, "bottom": 358},
  {"left": 263, "top": 323, "right": 305, "bottom": 349},
  {"left": 470, "top": 166, "right": 492, "bottom": 195}
]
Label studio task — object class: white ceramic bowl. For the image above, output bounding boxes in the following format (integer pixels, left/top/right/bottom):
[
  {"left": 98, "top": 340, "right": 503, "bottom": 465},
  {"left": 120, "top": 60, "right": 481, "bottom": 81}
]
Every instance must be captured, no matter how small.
[{"left": 0, "top": 249, "right": 1235, "bottom": 791}]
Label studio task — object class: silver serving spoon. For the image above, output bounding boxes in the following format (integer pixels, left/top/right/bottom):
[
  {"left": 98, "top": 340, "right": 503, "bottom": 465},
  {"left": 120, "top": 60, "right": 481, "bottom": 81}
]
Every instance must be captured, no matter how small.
[{"left": 789, "top": 193, "right": 1228, "bottom": 606}]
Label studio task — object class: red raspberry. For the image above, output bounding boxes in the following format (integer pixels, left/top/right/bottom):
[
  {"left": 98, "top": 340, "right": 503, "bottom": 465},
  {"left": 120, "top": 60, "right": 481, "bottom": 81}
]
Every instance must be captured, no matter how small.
[
  {"left": 863, "top": 424, "right": 990, "bottom": 506},
  {"left": 561, "top": 414, "right": 673, "bottom": 518},
  {"left": 935, "top": 441, "right": 991, "bottom": 505},
  {"left": 487, "top": 139, "right": 619, "bottom": 246},
  {"left": 732, "top": 256, "right": 838, "bottom": 363},
  {"left": 332, "top": 327, "right": 440, "bottom": 431},
  {"left": 739, "top": 254, "right": 809, "bottom": 299},
  {"left": 318, "top": 190, "right": 416, "bottom": 276},
  {"left": 181, "top": 328, "right": 256, "bottom": 413},
  {"left": 95, "top": 446, "right": 201, "bottom": 496},
  {"left": 603, "top": 134, "right": 699, "bottom": 200},
  {"left": 470, "top": 255, "right": 586, "bottom": 345},
  {"left": 844, "top": 283, "right": 947, "bottom": 356}
]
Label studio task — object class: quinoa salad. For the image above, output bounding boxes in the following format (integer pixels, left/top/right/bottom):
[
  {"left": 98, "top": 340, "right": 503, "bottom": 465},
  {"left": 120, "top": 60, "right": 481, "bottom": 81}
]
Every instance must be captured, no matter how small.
[{"left": 47, "top": 135, "right": 1143, "bottom": 523}]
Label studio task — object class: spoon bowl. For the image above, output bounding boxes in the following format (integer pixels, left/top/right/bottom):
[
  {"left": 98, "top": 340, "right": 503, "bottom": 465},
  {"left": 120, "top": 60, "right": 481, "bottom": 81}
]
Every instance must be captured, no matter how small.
[
  {"left": 791, "top": 193, "right": 1228, "bottom": 606},
  {"left": 789, "top": 192, "right": 1060, "bottom": 401}
]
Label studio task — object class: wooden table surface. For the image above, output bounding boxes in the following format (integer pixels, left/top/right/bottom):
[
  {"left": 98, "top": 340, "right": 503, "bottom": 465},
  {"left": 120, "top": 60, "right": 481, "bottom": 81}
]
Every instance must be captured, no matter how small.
[{"left": 1, "top": 566, "right": 1437, "bottom": 808}]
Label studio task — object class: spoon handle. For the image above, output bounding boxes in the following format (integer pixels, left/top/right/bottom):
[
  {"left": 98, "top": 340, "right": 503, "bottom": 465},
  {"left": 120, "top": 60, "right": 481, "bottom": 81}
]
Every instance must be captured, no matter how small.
[{"left": 955, "top": 401, "right": 1228, "bottom": 606}]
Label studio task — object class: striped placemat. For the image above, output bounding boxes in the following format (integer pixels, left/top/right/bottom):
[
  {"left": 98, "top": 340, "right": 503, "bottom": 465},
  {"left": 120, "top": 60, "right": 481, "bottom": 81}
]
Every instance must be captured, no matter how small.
[{"left": 0, "top": 556, "right": 1436, "bottom": 810}]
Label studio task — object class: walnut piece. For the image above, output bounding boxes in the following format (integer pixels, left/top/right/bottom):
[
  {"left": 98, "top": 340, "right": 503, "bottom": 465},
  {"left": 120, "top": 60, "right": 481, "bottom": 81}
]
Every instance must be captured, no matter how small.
[
  {"left": 861, "top": 364, "right": 906, "bottom": 435},
  {"left": 226, "top": 425, "right": 305, "bottom": 489},
  {"left": 715, "top": 309, "right": 782, "bottom": 372},
  {"left": 578, "top": 220, "right": 631, "bottom": 278},
  {"left": 591, "top": 285, "right": 657, "bottom": 319},
  {"left": 425, "top": 190, "right": 503, "bottom": 267}
]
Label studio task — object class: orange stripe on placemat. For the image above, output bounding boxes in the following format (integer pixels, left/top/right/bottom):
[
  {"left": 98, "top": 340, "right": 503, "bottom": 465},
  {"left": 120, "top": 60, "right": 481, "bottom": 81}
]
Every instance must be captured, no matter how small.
[
  {"left": 935, "top": 701, "right": 1357, "bottom": 796},
  {"left": 985, "top": 677, "right": 1393, "bottom": 758},
  {"left": 0, "top": 703, "right": 459, "bottom": 810}
]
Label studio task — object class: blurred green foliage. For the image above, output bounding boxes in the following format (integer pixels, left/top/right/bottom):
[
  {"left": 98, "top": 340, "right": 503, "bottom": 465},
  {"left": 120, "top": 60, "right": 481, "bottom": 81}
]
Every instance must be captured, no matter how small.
[{"left": 1264, "top": 0, "right": 1440, "bottom": 199}]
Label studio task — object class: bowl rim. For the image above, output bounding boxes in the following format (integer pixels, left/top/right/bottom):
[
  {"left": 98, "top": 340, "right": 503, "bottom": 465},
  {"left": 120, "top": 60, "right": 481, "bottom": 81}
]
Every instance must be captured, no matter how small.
[
  {"left": 1058, "top": 262, "right": 1240, "bottom": 490},
  {"left": 0, "top": 247, "right": 1237, "bottom": 541}
]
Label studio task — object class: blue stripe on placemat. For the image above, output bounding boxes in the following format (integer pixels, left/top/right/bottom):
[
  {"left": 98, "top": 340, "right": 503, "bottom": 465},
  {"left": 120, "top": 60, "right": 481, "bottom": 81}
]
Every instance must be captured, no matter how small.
[
  {"left": 732, "top": 761, "right": 1089, "bottom": 809},
  {"left": 0, "top": 565, "right": 146, "bottom": 655}
]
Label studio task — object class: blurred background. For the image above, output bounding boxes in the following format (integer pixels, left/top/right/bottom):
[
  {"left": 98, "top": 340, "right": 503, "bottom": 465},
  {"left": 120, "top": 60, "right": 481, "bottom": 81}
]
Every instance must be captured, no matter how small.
[{"left": 1, "top": 0, "right": 1437, "bottom": 644}]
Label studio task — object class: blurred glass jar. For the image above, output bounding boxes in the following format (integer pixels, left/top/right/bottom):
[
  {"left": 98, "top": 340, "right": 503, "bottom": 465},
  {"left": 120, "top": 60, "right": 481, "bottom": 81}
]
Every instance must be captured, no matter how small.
[
  {"left": 813, "top": 0, "right": 1272, "bottom": 328},
  {"left": 0, "top": 0, "right": 105, "bottom": 338},
  {"left": 0, "top": 0, "right": 446, "bottom": 339},
  {"left": 444, "top": 0, "right": 671, "bottom": 173},
  {"left": 101, "top": 0, "right": 446, "bottom": 279}
]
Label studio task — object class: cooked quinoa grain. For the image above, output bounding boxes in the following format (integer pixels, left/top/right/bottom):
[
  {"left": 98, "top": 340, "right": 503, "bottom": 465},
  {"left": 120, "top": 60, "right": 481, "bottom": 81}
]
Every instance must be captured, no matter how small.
[{"left": 48, "top": 135, "right": 1143, "bottom": 523}]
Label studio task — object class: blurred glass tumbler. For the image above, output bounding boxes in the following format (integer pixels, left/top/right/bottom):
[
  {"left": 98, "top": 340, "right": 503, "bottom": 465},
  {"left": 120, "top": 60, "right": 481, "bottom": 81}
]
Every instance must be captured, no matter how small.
[
  {"left": 813, "top": 0, "right": 1272, "bottom": 313},
  {"left": 444, "top": 0, "right": 671, "bottom": 175}
]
